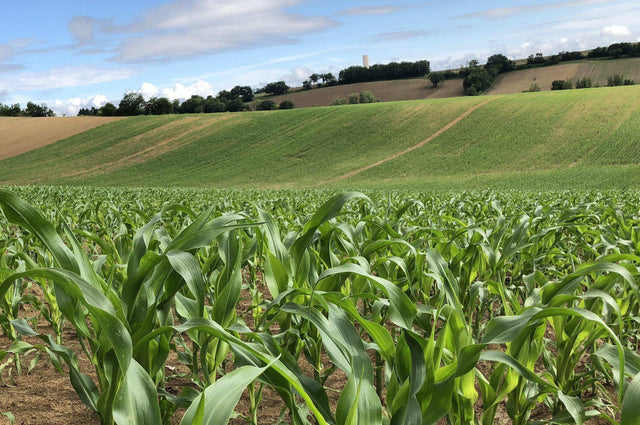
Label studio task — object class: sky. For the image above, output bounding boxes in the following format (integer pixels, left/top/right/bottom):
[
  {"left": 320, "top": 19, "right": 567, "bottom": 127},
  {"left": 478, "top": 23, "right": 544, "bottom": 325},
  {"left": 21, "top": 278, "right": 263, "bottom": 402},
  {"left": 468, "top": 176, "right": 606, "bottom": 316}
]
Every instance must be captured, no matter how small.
[{"left": 0, "top": 0, "right": 638, "bottom": 116}]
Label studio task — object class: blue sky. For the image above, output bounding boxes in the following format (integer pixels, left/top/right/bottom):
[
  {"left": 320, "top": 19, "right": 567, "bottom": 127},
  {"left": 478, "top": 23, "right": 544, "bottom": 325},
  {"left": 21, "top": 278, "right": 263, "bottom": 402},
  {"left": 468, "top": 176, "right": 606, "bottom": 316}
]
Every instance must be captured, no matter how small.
[{"left": 1, "top": 0, "right": 637, "bottom": 115}]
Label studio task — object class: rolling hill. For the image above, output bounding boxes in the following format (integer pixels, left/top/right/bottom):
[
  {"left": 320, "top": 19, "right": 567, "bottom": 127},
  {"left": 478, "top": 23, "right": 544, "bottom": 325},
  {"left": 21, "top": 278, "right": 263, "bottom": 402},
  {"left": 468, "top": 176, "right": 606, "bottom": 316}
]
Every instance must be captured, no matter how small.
[
  {"left": 262, "top": 57, "right": 640, "bottom": 107},
  {"left": 1, "top": 85, "right": 640, "bottom": 190}
]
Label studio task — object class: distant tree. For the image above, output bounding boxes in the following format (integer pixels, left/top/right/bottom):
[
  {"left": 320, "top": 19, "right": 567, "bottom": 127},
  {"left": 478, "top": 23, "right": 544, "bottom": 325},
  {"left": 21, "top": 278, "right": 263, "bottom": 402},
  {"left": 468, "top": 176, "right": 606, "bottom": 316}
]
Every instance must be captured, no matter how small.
[
  {"left": 226, "top": 98, "right": 246, "bottom": 112},
  {"left": 263, "top": 81, "right": 289, "bottom": 96},
  {"left": 278, "top": 100, "right": 295, "bottom": 110},
  {"left": 302, "top": 80, "right": 313, "bottom": 90},
  {"left": 309, "top": 74, "right": 320, "bottom": 84},
  {"left": 359, "top": 90, "right": 378, "bottom": 103},
  {"left": 25, "top": 102, "right": 54, "bottom": 117},
  {"left": 256, "top": 100, "right": 278, "bottom": 110},
  {"left": 575, "top": 78, "right": 592, "bottom": 89},
  {"left": 524, "top": 82, "right": 541, "bottom": 92},
  {"left": 230, "top": 85, "right": 254, "bottom": 102},
  {"left": 0, "top": 103, "right": 22, "bottom": 116},
  {"left": 485, "top": 54, "right": 515, "bottom": 73},
  {"left": 624, "top": 79, "right": 635, "bottom": 86},
  {"left": 217, "top": 90, "right": 234, "bottom": 103},
  {"left": 527, "top": 53, "right": 547, "bottom": 65},
  {"left": 203, "top": 96, "right": 227, "bottom": 113},
  {"left": 118, "top": 92, "right": 146, "bottom": 116},
  {"left": 607, "top": 74, "right": 625, "bottom": 87},
  {"left": 99, "top": 102, "right": 118, "bottom": 116},
  {"left": 588, "top": 47, "right": 609, "bottom": 59},
  {"left": 463, "top": 67, "right": 494, "bottom": 95},
  {"left": 427, "top": 72, "right": 445, "bottom": 87},
  {"left": 348, "top": 93, "right": 359, "bottom": 104},
  {"left": 330, "top": 97, "right": 347, "bottom": 106},
  {"left": 147, "top": 97, "right": 173, "bottom": 115},
  {"left": 320, "top": 73, "right": 337, "bottom": 86},
  {"left": 179, "top": 95, "right": 205, "bottom": 113},
  {"left": 78, "top": 107, "right": 98, "bottom": 116},
  {"left": 551, "top": 80, "right": 573, "bottom": 90}
]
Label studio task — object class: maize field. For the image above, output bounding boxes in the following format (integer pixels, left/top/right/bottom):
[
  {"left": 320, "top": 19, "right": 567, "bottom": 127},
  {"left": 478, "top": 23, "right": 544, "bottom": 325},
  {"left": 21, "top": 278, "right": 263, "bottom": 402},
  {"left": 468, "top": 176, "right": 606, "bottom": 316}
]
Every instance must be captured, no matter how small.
[{"left": 1, "top": 186, "right": 640, "bottom": 425}]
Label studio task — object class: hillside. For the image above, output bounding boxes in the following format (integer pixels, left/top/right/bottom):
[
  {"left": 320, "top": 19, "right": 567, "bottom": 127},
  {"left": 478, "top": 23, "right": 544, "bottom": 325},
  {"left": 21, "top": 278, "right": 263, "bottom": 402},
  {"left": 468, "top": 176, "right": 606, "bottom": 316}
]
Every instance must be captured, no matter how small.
[
  {"left": 0, "top": 116, "right": 122, "bottom": 160},
  {"left": 266, "top": 78, "right": 464, "bottom": 108},
  {"left": 1, "top": 85, "right": 640, "bottom": 190},
  {"left": 488, "top": 57, "right": 640, "bottom": 94},
  {"left": 260, "top": 57, "right": 640, "bottom": 107}
]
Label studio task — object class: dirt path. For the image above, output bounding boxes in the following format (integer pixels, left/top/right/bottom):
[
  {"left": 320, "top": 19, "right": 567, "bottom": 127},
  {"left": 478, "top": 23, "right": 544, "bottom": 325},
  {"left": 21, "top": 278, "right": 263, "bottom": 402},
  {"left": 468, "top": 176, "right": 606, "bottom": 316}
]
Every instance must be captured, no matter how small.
[
  {"left": 0, "top": 117, "right": 123, "bottom": 160},
  {"left": 321, "top": 98, "right": 495, "bottom": 184}
]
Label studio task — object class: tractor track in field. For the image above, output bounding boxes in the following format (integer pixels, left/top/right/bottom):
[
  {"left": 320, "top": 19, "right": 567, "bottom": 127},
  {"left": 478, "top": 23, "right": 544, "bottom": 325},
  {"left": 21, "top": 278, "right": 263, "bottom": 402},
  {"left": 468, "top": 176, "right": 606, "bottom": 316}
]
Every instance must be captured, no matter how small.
[
  {"left": 54, "top": 116, "right": 235, "bottom": 180},
  {"left": 320, "top": 97, "right": 496, "bottom": 185}
]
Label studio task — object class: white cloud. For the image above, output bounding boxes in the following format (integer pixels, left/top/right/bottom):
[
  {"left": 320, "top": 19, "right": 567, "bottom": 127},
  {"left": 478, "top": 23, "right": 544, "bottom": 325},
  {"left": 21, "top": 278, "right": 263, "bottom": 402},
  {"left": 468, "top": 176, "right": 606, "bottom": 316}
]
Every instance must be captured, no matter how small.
[
  {"left": 0, "top": 66, "right": 135, "bottom": 92},
  {"left": 602, "top": 25, "right": 631, "bottom": 37},
  {"left": 138, "top": 82, "right": 160, "bottom": 99},
  {"left": 159, "top": 80, "right": 216, "bottom": 100},
  {"left": 51, "top": 94, "right": 109, "bottom": 116},
  {"left": 75, "top": 0, "right": 336, "bottom": 62}
]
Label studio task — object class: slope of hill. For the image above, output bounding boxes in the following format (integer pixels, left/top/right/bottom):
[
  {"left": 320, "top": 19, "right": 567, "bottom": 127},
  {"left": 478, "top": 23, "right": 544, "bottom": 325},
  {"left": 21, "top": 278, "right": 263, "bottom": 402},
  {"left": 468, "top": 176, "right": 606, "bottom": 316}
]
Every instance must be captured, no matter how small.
[
  {"left": 1, "top": 85, "right": 640, "bottom": 190},
  {"left": 0, "top": 116, "right": 122, "bottom": 160},
  {"left": 487, "top": 57, "right": 640, "bottom": 94},
  {"left": 266, "top": 78, "right": 464, "bottom": 108},
  {"left": 259, "top": 57, "right": 640, "bottom": 107}
]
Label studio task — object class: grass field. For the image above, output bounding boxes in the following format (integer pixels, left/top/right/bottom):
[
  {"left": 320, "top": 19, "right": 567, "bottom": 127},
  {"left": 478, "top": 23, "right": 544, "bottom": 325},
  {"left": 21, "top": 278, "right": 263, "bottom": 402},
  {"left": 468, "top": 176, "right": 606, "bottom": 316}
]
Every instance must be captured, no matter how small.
[{"left": 1, "top": 85, "right": 640, "bottom": 190}]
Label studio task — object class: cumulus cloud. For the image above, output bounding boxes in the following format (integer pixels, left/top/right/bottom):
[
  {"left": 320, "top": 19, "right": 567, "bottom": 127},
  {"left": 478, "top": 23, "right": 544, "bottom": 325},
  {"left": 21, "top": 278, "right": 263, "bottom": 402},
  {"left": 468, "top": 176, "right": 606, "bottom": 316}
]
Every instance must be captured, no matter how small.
[
  {"left": 155, "top": 80, "right": 216, "bottom": 101},
  {"left": 51, "top": 94, "right": 109, "bottom": 116},
  {"left": 601, "top": 25, "right": 631, "bottom": 37},
  {"left": 138, "top": 82, "right": 160, "bottom": 99},
  {"left": 73, "top": 0, "right": 336, "bottom": 62},
  {"left": 0, "top": 66, "right": 135, "bottom": 92}
]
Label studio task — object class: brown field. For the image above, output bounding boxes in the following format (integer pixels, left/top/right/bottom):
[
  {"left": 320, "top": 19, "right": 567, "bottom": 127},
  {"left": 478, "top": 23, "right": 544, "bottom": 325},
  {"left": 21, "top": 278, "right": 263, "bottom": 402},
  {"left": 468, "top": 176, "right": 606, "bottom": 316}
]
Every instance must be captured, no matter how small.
[
  {"left": 0, "top": 116, "right": 123, "bottom": 160},
  {"left": 265, "top": 78, "right": 465, "bottom": 108},
  {"left": 488, "top": 57, "right": 640, "bottom": 94}
]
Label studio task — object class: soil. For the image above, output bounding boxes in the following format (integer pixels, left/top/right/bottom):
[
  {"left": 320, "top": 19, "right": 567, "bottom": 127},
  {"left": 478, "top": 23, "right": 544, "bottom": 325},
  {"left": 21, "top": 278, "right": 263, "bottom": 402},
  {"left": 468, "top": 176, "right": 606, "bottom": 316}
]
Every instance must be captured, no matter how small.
[{"left": 0, "top": 117, "right": 123, "bottom": 161}]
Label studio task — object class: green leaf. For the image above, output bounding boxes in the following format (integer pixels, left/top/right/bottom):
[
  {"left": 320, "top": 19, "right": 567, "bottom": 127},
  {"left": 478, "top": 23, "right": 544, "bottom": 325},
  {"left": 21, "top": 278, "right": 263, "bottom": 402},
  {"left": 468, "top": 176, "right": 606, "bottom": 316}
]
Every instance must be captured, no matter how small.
[{"left": 113, "top": 359, "right": 162, "bottom": 425}]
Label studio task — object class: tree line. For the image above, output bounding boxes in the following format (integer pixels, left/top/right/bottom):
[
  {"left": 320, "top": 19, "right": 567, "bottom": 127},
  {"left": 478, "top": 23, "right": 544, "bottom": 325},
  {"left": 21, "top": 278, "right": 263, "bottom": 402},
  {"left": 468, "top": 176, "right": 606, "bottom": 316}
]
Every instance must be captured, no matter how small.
[{"left": 0, "top": 102, "right": 55, "bottom": 117}]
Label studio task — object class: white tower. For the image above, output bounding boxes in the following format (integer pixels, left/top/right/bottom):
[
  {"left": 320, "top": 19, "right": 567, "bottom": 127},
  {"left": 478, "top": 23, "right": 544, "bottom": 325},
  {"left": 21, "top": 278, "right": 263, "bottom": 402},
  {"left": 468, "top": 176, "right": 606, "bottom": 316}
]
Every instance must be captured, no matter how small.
[{"left": 363, "top": 55, "right": 370, "bottom": 69}]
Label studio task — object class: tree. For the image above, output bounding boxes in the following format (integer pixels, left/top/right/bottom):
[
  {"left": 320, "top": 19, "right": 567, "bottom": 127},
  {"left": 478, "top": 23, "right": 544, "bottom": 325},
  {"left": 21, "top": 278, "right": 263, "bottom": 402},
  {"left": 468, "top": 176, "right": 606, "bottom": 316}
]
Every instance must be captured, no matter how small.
[
  {"left": 279, "top": 100, "right": 295, "bottom": 110},
  {"left": 485, "top": 54, "right": 515, "bottom": 73},
  {"left": 226, "top": 99, "right": 246, "bottom": 112},
  {"left": 359, "top": 90, "right": 378, "bottom": 103},
  {"left": 348, "top": 93, "right": 359, "bottom": 104},
  {"left": 551, "top": 80, "right": 573, "bottom": 90},
  {"left": 78, "top": 107, "right": 98, "bottom": 116},
  {"left": 320, "top": 73, "right": 337, "bottom": 86},
  {"left": 100, "top": 103, "right": 118, "bottom": 116},
  {"left": 179, "top": 95, "right": 205, "bottom": 113},
  {"left": 330, "top": 97, "right": 347, "bottom": 106},
  {"left": 256, "top": 100, "right": 277, "bottom": 110},
  {"left": 203, "top": 96, "right": 227, "bottom": 113},
  {"left": 25, "top": 102, "right": 54, "bottom": 117},
  {"left": 309, "top": 74, "right": 320, "bottom": 84},
  {"left": 147, "top": 97, "right": 173, "bottom": 115},
  {"left": 463, "top": 67, "right": 494, "bottom": 95},
  {"left": 118, "top": 92, "right": 146, "bottom": 116},
  {"left": 302, "top": 80, "right": 313, "bottom": 90},
  {"left": 427, "top": 72, "right": 445, "bottom": 88},
  {"left": 230, "top": 85, "right": 254, "bottom": 102},
  {"left": 263, "top": 81, "right": 289, "bottom": 96}
]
